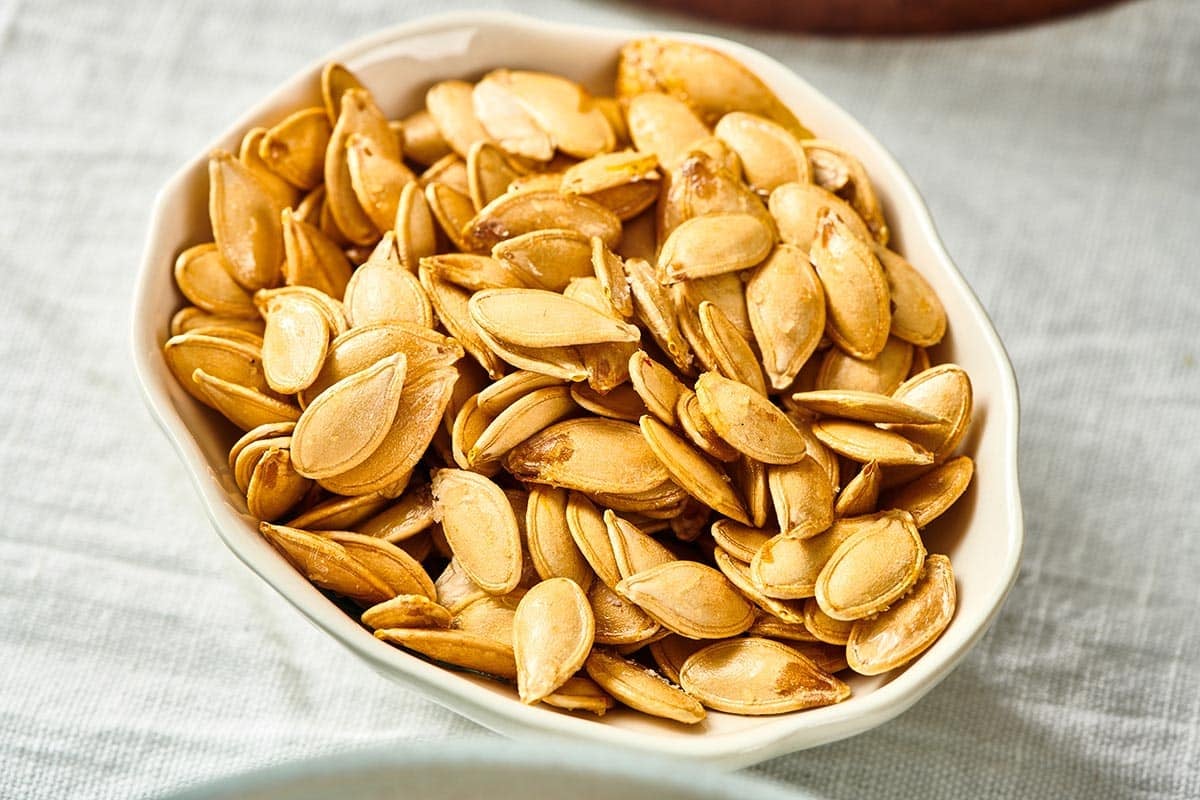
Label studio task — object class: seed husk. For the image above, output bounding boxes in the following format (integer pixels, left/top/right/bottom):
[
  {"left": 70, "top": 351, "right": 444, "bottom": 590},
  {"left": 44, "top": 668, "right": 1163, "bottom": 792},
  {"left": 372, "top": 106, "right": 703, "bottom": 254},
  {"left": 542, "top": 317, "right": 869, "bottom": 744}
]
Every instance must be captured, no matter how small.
[
  {"left": 192, "top": 368, "right": 300, "bottom": 431},
  {"left": 746, "top": 244, "right": 826, "bottom": 391},
  {"left": 625, "top": 258, "right": 691, "bottom": 372},
  {"left": 694, "top": 372, "right": 808, "bottom": 465},
  {"left": 260, "top": 107, "right": 331, "bottom": 190},
  {"left": 768, "top": 181, "right": 871, "bottom": 254},
  {"left": 464, "top": 190, "right": 622, "bottom": 253},
  {"left": 542, "top": 676, "right": 615, "bottom": 716},
  {"left": 326, "top": 88, "right": 396, "bottom": 245},
  {"left": 750, "top": 513, "right": 888, "bottom": 599},
  {"left": 846, "top": 554, "right": 956, "bottom": 675},
  {"left": 505, "top": 418, "right": 671, "bottom": 496},
  {"left": 469, "top": 385, "right": 577, "bottom": 465},
  {"left": 246, "top": 447, "right": 312, "bottom": 522},
  {"left": 588, "top": 579, "right": 660, "bottom": 646},
  {"left": 713, "top": 548, "right": 807, "bottom": 624},
  {"left": 467, "top": 140, "right": 528, "bottom": 210},
  {"left": 491, "top": 228, "right": 595, "bottom": 292},
  {"left": 317, "top": 366, "right": 456, "bottom": 497},
  {"left": 280, "top": 209, "right": 353, "bottom": 299},
  {"left": 432, "top": 469, "right": 523, "bottom": 595},
  {"left": 790, "top": 389, "right": 944, "bottom": 425},
  {"left": 290, "top": 353, "right": 407, "bottom": 479},
  {"left": 425, "top": 79, "right": 492, "bottom": 159},
  {"left": 746, "top": 613, "right": 818, "bottom": 643},
  {"left": 659, "top": 150, "right": 772, "bottom": 241},
  {"left": 569, "top": 382, "right": 646, "bottom": 422},
  {"left": 678, "top": 637, "right": 849, "bottom": 714},
  {"left": 563, "top": 150, "right": 659, "bottom": 196},
  {"left": 881, "top": 455, "right": 974, "bottom": 528},
  {"left": 628, "top": 351, "right": 687, "bottom": 426},
  {"left": 584, "top": 649, "right": 705, "bottom": 724},
  {"left": 768, "top": 456, "right": 835, "bottom": 539},
  {"left": 173, "top": 243, "right": 258, "bottom": 319},
  {"left": 810, "top": 209, "right": 891, "bottom": 360},
  {"left": 376, "top": 627, "right": 517, "bottom": 680},
  {"left": 260, "top": 522, "right": 392, "bottom": 605},
  {"left": 565, "top": 493, "right": 624, "bottom": 589},
  {"left": 616, "top": 560, "right": 754, "bottom": 639},
  {"left": 709, "top": 519, "right": 773, "bottom": 563},
  {"left": 163, "top": 333, "right": 271, "bottom": 406},
  {"left": 605, "top": 510, "right": 676, "bottom": 580},
  {"left": 259, "top": 292, "right": 331, "bottom": 396},
  {"left": 625, "top": 92, "right": 710, "bottom": 167},
  {"left": 802, "top": 597, "right": 854, "bottom": 645},
  {"left": 816, "top": 336, "right": 913, "bottom": 395},
  {"left": 802, "top": 140, "right": 888, "bottom": 245},
  {"left": 476, "top": 370, "right": 566, "bottom": 416},
  {"left": 835, "top": 460, "right": 882, "bottom": 518},
  {"left": 647, "top": 635, "right": 710, "bottom": 684},
  {"left": 170, "top": 308, "right": 265, "bottom": 338},
  {"left": 814, "top": 509, "right": 925, "bottom": 621},
  {"left": 675, "top": 392, "right": 739, "bottom": 463},
  {"left": 872, "top": 246, "right": 946, "bottom": 347},
  {"left": 228, "top": 422, "right": 296, "bottom": 471},
  {"left": 472, "top": 72, "right": 555, "bottom": 161},
  {"left": 811, "top": 419, "right": 934, "bottom": 466},
  {"left": 472, "top": 324, "right": 590, "bottom": 383},
  {"left": 469, "top": 289, "right": 641, "bottom": 349},
  {"left": 209, "top": 150, "right": 286, "bottom": 291},
  {"left": 362, "top": 593, "right": 453, "bottom": 630},
  {"left": 714, "top": 111, "right": 810, "bottom": 195},
  {"left": 346, "top": 132, "right": 416, "bottom": 233},
  {"left": 526, "top": 487, "right": 594, "bottom": 590},
  {"left": 356, "top": 483, "right": 436, "bottom": 543},
  {"left": 417, "top": 267, "right": 507, "bottom": 379},
  {"left": 286, "top": 492, "right": 390, "bottom": 532},
  {"left": 883, "top": 364, "right": 974, "bottom": 463},
  {"left": 731, "top": 455, "right": 770, "bottom": 529},
  {"left": 656, "top": 213, "right": 773, "bottom": 284},
  {"left": 326, "top": 531, "right": 436, "bottom": 599},
  {"left": 638, "top": 415, "right": 750, "bottom": 524},
  {"left": 590, "top": 236, "right": 634, "bottom": 319},
  {"left": 617, "top": 38, "right": 811, "bottom": 137},
  {"left": 513, "top": 578, "right": 595, "bottom": 704},
  {"left": 698, "top": 301, "right": 766, "bottom": 396}
]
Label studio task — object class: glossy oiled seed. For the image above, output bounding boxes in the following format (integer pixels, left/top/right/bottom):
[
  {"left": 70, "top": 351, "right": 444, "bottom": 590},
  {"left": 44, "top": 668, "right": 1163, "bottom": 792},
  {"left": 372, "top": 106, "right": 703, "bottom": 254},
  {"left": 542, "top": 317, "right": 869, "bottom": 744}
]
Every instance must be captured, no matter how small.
[
  {"left": 814, "top": 509, "right": 925, "bottom": 621},
  {"left": 714, "top": 111, "right": 810, "bottom": 195},
  {"left": 469, "top": 289, "right": 640, "bottom": 349},
  {"left": 605, "top": 510, "right": 676, "bottom": 580},
  {"left": 513, "top": 578, "right": 595, "bottom": 704},
  {"left": 694, "top": 372, "right": 808, "bottom": 465},
  {"left": 505, "top": 418, "right": 671, "bottom": 496},
  {"left": 846, "top": 554, "right": 956, "bottom": 675},
  {"left": 432, "top": 469, "right": 523, "bottom": 595},
  {"left": 615, "top": 560, "right": 755, "bottom": 639},
  {"left": 638, "top": 415, "right": 750, "bottom": 524},
  {"left": 811, "top": 419, "right": 934, "bottom": 466},
  {"left": 816, "top": 336, "right": 913, "bottom": 395},
  {"left": 584, "top": 649, "right": 705, "bottom": 724},
  {"left": 589, "top": 580, "right": 660, "bottom": 646},
  {"left": 881, "top": 455, "right": 974, "bottom": 527},
  {"left": 542, "top": 676, "right": 615, "bottom": 716},
  {"left": 678, "top": 637, "right": 849, "bottom": 715},
  {"left": 656, "top": 213, "right": 774, "bottom": 284},
  {"left": 768, "top": 456, "right": 835, "bottom": 539},
  {"left": 883, "top": 364, "right": 974, "bottom": 463},
  {"left": 526, "top": 487, "right": 594, "bottom": 589},
  {"left": 809, "top": 209, "right": 891, "bottom": 360}
]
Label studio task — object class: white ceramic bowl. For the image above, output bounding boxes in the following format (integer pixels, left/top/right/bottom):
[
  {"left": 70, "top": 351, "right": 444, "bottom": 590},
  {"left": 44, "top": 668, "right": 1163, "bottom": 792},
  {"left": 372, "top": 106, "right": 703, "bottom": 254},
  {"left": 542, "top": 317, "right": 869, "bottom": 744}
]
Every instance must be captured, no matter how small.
[{"left": 131, "top": 11, "right": 1023, "bottom": 769}]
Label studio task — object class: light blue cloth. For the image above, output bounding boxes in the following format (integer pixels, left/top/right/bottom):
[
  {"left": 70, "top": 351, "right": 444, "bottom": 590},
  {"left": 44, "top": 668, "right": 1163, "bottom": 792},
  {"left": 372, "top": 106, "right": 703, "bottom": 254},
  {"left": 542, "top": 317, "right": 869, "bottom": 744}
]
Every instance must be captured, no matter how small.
[{"left": 0, "top": 0, "right": 1197, "bottom": 797}]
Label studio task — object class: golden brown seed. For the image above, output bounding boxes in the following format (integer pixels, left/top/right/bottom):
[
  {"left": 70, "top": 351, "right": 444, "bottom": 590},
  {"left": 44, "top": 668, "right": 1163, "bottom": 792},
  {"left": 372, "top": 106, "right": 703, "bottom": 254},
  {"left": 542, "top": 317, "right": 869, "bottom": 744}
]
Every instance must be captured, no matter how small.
[
  {"left": 280, "top": 209, "right": 353, "bottom": 299},
  {"left": 659, "top": 150, "right": 772, "bottom": 241},
  {"left": 469, "top": 385, "right": 577, "bottom": 465},
  {"left": 605, "top": 511, "right": 676, "bottom": 580},
  {"left": 464, "top": 191, "right": 622, "bottom": 253},
  {"left": 802, "top": 597, "right": 854, "bottom": 645},
  {"left": 656, "top": 213, "right": 774, "bottom": 284},
  {"left": 811, "top": 419, "right": 934, "bottom": 466},
  {"left": 286, "top": 493, "right": 389, "bottom": 532},
  {"left": 676, "top": 392, "right": 741, "bottom": 463},
  {"left": 356, "top": 484, "right": 436, "bottom": 543},
  {"left": 162, "top": 333, "right": 270, "bottom": 406},
  {"left": 209, "top": 150, "right": 285, "bottom": 291},
  {"left": 750, "top": 514, "right": 878, "bottom": 599},
  {"left": 344, "top": 238, "right": 435, "bottom": 329},
  {"left": 628, "top": 351, "right": 687, "bottom": 426},
  {"left": 476, "top": 370, "right": 566, "bottom": 416},
  {"left": 714, "top": 548, "right": 807, "bottom": 624},
  {"left": 467, "top": 140, "right": 527, "bottom": 210},
  {"left": 375, "top": 628, "right": 518, "bottom": 680},
  {"left": 318, "top": 367, "right": 456, "bottom": 497},
  {"left": 768, "top": 181, "right": 871, "bottom": 254},
  {"left": 873, "top": 246, "right": 946, "bottom": 347},
  {"left": 260, "top": 522, "right": 392, "bottom": 605},
  {"left": 590, "top": 237, "right": 633, "bottom": 319},
  {"left": 617, "top": 38, "right": 811, "bottom": 137},
  {"left": 421, "top": 153, "right": 471, "bottom": 195},
  {"left": 884, "top": 365, "right": 974, "bottom": 463},
  {"left": 170, "top": 308, "right": 265, "bottom": 338},
  {"left": 173, "top": 243, "right": 258, "bottom": 318},
  {"left": 638, "top": 415, "right": 750, "bottom": 524},
  {"left": 431, "top": 469, "right": 523, "bottom": 595},
  {"left": 290, "top": 354, "right": 407, "bottom": 479},
  {"left": 191, "top": 368, "right": 300, "bottom": 431},
  {"left": 625, "top": 92, "right": 710, "bottom": 166},
  {"left": 472, "top": 324, "right": 589, "bottom": 383},
  {"left": 228, "top": 421, "right": 296, "bottom": 471},
  {"left": 714, "top": 111, "right": 810, "bottom": 195},
  {"left": 346, "top": 132, "right": 416, "bottom": 232},
  {"left": 698, "top": 301, "right": 766, "bottom": 396},
  {"left": 709, "top": 519, "right": 773, "bottom": 563},
  {"left": 526, "top": 487, "right": 594, "bottom": 590},
  {"left": 394, "top": 181, "right": 437, "bottom": 270},
  {"left": 746, "top": 244, "right": 826, "bottom": 391},
  {"left": 491, "top": 228, "right": 595, "bottom": 292},
  {"left": 810, "top": 209, "right": 891, "bottom": 360},
  {"left": 565, "top": 493, "right": 623, "bottom": 589},
  {"left": 846, "top": 554, "right": 956, "bottom": 675},
  {"left": 562, "top": 150, "right": 659, "bottom": 196},
  {"left": 362, "top": 594, "right": 453, "bottom": 630},
  {"left": 584, "top": 649, "right": 705, "bottom": 724},
  {"left": 768, "top": 456, "right": 835, "bottom": 539},
  {"left": 816, "top": 336, "right": 914, "bottom": 395},
  {"left": 694, "top": 372, "right": 808, "bottom": 465},
  {"left": 326, "top": 531, "right": 436, "bottom": 598},
  {"left": 814, "top": 509, "right": 925, "bottom": 621},
  {"left": 802, "top": 140, "right": 888, "bottom": 245},
  {"left": 616, "top": 560, "right": 754, "bottom": 639},
  {"left": 426, "top": 79, "right": 492, "bottom": 159},
  {"left": 449, "top": 394, "right": 497, "bottom": 474},
  {"left": 678, "top": 637, "right": 849, "bottom": 714},
  {"left": 790, "top": 389, "right": 944, "bottom": 425},
  {"left": 647, "top": 635, "right": 709, "bottom": 684},
  {"left": 542, "top": 676, "right": 615, "bottom": 715},
  {"left": 260, "top": 107, "right": 331, "bottom": 190},
  {"left": 881, "top": 455, "right": 974, "bottom": 528},
  {"left": 477, "top": 69, "right": 614, "bottom": 159},
  {"left": 234, "top": 437, "right": 289, "bottom": 496},
  {"left": 469, "top": 289, "right": 640, "bottom": 350},
  {"left": 326, "top": 89, "right": 396, "bottom": 245},
  {"left": 505, "top": 418, "right": 671, "bottom": 495},
  {"left": 588, "top": 580, "right": 660, "bottom": 646},
  {"left": 418, "top": 267, "right": 506, "bottom": 379},
  {"left": 472, "top": 72, "right": 554, "bottom": 161},
  {"left": 746, "top": 613, "right": 818, "bottom": 642},
  {"left": 245, "top": 447, "right": 311, "bottom": 522},
  {"left": 321, "top": 63, "right": 364, "bottom": 123},
  {"left": 424, "top": 180, "right": 476, "bottom": 253},
  {"left": 258, "top": 293, "right": 330, "bottom": 396},
  {"left": 398, "top": 108, "right": 453, "bottom": 166},
  {"left": 622, "top": 258, "right": 691, "bottom": 371},
  {"left": 513, "top": 578, "right": 595, "bottom": 704},
  {"left": 569, "top": 383, "right": 645, "bottom": 422},
  {"left": 731, "top": 455, "right": 771, "bottom": 529},
  {"left": 835, "top": 460, "right": 882, "bottom": 518}
]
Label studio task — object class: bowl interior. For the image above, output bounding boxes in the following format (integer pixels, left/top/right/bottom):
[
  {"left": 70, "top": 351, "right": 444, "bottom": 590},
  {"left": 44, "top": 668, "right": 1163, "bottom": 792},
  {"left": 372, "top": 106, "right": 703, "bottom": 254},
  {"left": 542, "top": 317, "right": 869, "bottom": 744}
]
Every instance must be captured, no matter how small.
[{"left": 132, "top": 12, "right": 1021, "bottom": 768}]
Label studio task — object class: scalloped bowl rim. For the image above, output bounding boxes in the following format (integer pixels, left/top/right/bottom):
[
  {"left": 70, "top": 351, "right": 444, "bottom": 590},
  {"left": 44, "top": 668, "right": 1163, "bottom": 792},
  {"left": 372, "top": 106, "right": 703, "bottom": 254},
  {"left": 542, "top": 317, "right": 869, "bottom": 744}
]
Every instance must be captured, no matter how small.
[{"left": 131, "top": 11, "right": 1022, "bottom": 769}]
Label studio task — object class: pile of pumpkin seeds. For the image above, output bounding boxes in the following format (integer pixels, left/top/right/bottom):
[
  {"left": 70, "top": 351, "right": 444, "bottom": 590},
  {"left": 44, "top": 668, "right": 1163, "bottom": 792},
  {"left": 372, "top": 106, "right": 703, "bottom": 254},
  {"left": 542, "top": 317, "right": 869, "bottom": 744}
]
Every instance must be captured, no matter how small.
[{"left": 162, "top": 37, "right": 974, "bottom": 724}]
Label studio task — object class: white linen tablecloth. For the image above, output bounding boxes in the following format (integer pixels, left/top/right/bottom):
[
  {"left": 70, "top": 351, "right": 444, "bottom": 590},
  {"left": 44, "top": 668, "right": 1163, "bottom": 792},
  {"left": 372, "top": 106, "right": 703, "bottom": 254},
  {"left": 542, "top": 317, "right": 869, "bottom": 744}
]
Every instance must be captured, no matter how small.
[{"left": 1, "top": 0, "right": 1197, "bottom": 797}]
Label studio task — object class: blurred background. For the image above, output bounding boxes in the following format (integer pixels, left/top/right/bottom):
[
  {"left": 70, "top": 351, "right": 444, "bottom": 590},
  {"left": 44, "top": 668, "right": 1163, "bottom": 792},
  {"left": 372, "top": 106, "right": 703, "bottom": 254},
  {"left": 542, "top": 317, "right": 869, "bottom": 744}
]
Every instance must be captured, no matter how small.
[{"left": 0, "top": 1, "right": 1196, "bottom": 798}]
